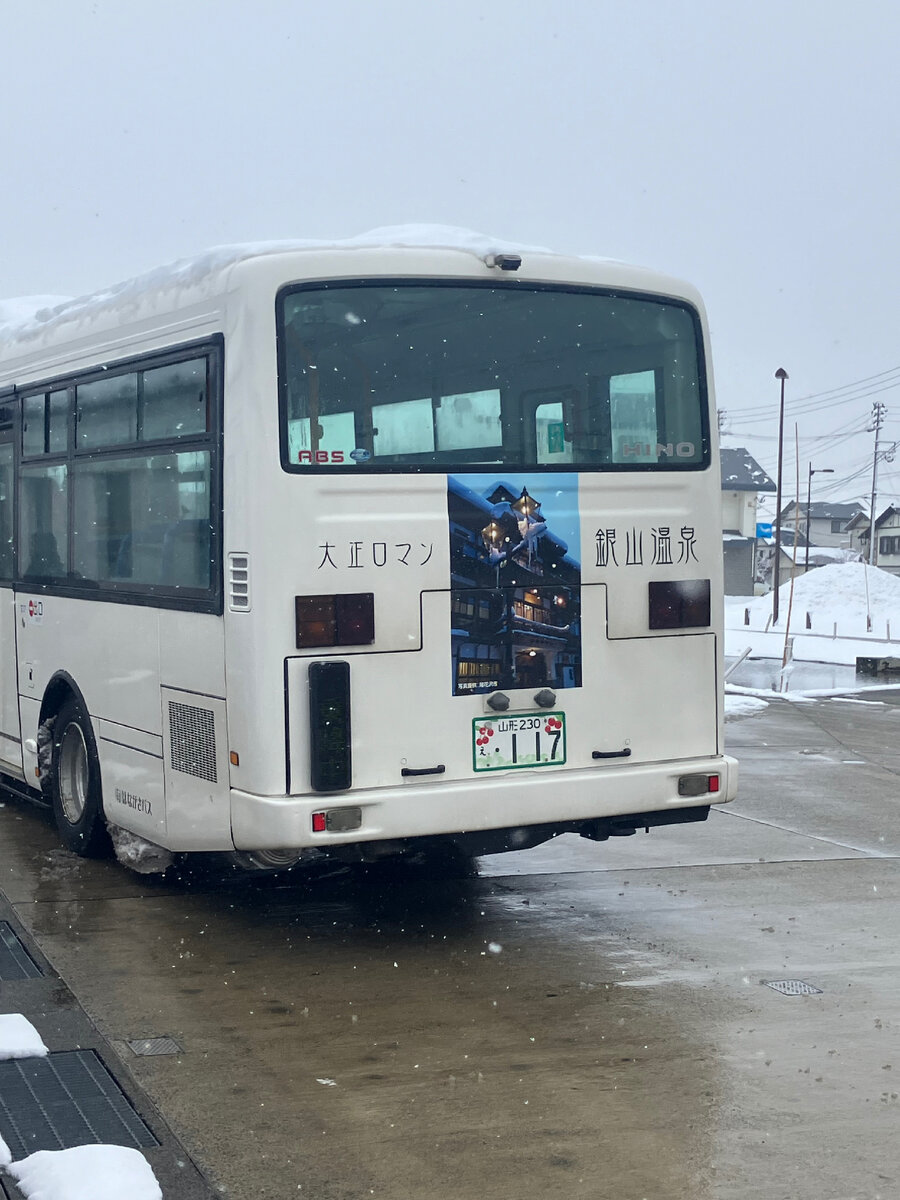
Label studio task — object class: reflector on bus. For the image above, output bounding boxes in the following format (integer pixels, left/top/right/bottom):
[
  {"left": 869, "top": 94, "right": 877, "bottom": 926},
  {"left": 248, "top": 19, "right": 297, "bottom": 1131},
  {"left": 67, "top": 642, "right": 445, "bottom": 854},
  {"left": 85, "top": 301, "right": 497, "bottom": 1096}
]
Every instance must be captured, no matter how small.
[
  {"left": 295, "top": 593, "right": 375, "bottom": 648},
  {"left": 648, "top": 579, "right": 711, "bottom": 630},
  {"left": 308, "top": 660, "right": 352, "bottom": 792}
]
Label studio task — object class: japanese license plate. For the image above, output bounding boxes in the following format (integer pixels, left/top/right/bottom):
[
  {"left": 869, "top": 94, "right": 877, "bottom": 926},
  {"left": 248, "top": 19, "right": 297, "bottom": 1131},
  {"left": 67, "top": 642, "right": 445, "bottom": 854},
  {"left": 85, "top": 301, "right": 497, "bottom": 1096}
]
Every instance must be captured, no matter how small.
[{"left": 472, "top": 712, "right": 566, "bottom": 772}]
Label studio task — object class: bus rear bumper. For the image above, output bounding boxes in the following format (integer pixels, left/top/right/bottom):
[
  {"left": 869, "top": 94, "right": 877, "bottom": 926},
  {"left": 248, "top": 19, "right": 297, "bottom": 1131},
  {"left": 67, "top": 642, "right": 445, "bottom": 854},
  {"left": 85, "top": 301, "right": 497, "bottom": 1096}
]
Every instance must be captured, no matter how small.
[{"left": 230, "top": 754, "right": 738, "bottom": 852}]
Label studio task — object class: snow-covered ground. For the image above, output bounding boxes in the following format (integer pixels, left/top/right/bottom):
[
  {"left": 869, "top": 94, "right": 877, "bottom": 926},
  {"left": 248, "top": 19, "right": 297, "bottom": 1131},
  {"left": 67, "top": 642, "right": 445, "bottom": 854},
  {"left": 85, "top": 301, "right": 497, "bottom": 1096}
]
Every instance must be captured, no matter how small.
[
  {"left": 724, "top": 692, "right": 769, "bottom": 719},
  {"left": 723, "top": 562, "right": 900, "bottom": 715},
  {"left": 0, "top": 1015, "right": 162, "bottom": 1200}
]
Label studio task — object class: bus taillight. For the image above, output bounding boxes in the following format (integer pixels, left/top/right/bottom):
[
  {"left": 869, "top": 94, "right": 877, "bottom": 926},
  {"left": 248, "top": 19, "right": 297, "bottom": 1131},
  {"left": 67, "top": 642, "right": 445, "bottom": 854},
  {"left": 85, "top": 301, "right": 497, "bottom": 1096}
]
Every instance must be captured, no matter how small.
[
  {"left": 312, "top": 808, "right": 362, "bottom": 833},
  {"left": 678, "top": 773, "right": 720, "bottom": 797},
  {"left": 309, "top": 660, "right": 352, "bottom": 792}
]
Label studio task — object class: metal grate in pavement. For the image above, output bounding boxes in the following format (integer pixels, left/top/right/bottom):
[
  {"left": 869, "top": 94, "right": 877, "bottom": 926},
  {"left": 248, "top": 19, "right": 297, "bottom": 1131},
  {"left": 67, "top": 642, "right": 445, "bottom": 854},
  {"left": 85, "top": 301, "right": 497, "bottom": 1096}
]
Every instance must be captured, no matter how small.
[
  {"left": 764, "top": 979, "right": 824, "bottom": 996},
  {"left": 126, "top": 1037, "right": 181, "bottom": 1057},
  {"left": 0, "top": 922, "right": 42, "bottom": 981},
  {"left": 0, "top": 1050, "right": 158, "bottom": 1160}
]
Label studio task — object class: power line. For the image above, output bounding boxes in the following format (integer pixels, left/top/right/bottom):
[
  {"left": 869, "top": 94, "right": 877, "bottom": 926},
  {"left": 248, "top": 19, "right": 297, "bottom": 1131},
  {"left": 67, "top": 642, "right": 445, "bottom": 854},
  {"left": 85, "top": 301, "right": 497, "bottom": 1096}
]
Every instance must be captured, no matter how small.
[
  {"left": 727, "top": 375, "right": 900, "bottom": 421},
  {"left": 726, "top": 364, "right": 900, "bottom": 418}
]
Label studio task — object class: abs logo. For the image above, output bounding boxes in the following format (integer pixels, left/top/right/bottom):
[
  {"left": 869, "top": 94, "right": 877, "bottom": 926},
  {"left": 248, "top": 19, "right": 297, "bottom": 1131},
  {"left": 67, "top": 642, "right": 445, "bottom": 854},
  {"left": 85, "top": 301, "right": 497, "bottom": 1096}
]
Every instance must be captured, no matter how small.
[{"left": 297, "top": 450, "right": 345, "bottom": 464}]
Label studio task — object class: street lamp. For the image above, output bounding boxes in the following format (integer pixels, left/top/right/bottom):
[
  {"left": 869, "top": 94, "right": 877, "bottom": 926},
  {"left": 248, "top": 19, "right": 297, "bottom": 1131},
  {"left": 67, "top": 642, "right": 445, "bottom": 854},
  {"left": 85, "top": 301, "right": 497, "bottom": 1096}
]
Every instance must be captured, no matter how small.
[
  {"left": 773, "top": 368, "right": 788, "bottom": 624},
  {"left": 804, "top": 464, "right": 834, "bottom": 572}
]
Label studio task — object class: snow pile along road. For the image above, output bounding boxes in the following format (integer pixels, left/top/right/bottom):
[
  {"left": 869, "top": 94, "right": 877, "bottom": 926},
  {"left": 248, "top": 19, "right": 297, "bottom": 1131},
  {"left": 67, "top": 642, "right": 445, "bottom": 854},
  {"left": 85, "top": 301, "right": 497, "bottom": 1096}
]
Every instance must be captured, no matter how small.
[
  {"left": 6, "top": 1145, "right": 162, "bottom": 1200},
  {"left": 0, "top": 1015, "right": 163, "bottom": 1199},
  {"left": 734, "top": 562, "right": 900, "bottom": 637},
  {"left": 724, "top": 693, "right": 768, "bottom": 719},
  {"left": 0, "top": 1014, "right": 48, "bottom": 1060}
]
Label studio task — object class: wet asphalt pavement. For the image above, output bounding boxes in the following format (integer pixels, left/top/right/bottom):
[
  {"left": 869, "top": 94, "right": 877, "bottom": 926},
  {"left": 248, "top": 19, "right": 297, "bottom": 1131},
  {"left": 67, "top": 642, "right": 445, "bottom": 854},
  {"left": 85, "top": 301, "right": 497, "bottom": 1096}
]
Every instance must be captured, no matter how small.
[{"left": 1, "top": 693, "right": 900, "bottom": 1200}]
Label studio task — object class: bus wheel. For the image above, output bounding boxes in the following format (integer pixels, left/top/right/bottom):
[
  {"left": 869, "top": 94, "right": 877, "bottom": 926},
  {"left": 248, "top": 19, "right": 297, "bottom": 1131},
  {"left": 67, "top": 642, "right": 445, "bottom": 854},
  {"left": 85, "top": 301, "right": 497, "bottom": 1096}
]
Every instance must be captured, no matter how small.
[{"left": 51, "top": 697, "right": 110, "bottom": 857}]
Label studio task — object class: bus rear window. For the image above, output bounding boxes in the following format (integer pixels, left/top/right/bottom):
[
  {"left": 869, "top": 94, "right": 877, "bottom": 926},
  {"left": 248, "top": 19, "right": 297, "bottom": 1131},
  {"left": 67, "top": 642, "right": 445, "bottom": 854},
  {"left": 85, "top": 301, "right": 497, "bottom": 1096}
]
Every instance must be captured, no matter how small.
[{"left": 277, "top": 283, "right": 708, "bottom": 472}]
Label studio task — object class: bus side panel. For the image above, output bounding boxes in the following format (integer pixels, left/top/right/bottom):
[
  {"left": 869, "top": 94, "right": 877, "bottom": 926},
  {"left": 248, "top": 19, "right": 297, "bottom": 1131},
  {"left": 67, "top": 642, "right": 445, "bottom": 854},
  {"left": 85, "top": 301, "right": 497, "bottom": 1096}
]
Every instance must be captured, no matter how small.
[
  {"left": 161, "top": 688, "right": 233, "bottom": 850},
  {"left": 17, "top": 595, "right": 163, "bottom": 736},
  {"left": 18, "top": 696, "right": 41, "bottom": 785},
  {"left": 0, "top": 587, "right": 22, "bottom": 774},
  {"left": 158, "top": 610, "right": 226, "bottom": 698},
  {"left": 97, "top": 736, "right": 166, "bottom": 844}
]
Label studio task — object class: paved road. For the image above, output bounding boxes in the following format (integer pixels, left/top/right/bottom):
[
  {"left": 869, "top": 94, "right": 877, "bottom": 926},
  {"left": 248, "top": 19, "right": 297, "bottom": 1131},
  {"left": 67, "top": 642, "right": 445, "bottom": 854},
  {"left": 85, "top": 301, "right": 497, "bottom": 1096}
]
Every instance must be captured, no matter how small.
[{"left": 2, "top": 693, "right": 900, "bottom": 1199}]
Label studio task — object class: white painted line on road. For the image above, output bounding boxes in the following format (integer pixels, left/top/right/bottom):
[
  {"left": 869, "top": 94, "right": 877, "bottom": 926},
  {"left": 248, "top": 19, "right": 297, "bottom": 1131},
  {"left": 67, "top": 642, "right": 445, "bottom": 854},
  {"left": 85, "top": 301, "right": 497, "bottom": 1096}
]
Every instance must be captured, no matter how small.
[{"left": 720, "top": 806, "right": 896, "bottom": 857}]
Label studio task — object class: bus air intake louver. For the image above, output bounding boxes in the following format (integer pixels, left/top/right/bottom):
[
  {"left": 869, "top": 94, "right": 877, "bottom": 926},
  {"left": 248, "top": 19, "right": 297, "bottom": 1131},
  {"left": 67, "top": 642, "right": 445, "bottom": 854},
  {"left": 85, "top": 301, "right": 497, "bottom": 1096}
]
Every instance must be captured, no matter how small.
[
  {"left": 228, "top": 552, "right": 251, "bottom": 611},
  {"left": 169, "top": 701, "right": 217, "bottom": 782}
]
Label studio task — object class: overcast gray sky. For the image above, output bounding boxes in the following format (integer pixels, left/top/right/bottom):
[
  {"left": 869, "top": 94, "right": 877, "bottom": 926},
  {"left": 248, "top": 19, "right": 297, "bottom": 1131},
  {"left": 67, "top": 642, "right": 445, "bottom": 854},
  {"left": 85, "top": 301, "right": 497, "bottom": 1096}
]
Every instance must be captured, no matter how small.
[{"left": 4, "top": 0, "right": 899, "bottom": 503}]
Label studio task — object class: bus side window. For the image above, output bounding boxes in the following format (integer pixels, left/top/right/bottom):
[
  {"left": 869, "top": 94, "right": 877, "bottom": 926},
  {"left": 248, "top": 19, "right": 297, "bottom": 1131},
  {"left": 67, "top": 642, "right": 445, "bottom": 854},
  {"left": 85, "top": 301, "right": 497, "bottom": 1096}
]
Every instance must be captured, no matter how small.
[
  {"left": 0, "top": 442, "right": 13, "bottom": 579},
  {"left": 73, "top": 451, "right": 212, "bottom": 591},
  {"left": 142, "top": 358, "right": 208, "bottom": 440},
  {"left": 77, "top": 373, "right": 138, "bottom": 449},
  {"left": 20, "top": 464, "right": 68, "bottom": 579}
]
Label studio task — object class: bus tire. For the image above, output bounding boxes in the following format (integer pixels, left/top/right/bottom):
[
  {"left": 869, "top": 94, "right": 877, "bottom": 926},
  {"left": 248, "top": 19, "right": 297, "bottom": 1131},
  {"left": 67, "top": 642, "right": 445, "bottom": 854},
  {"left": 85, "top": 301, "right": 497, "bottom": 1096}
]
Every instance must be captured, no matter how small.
[{"left": 50, "top": 696, "right": 110, "bottom": 857}]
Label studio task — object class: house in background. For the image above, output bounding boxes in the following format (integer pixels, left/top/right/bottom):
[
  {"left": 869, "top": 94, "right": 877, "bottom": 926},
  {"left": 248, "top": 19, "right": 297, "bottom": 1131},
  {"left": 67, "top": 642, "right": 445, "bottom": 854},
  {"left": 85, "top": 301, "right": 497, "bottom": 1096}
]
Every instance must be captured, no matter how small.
[
  {"left": 719, "top": 447, "right": 776, "bottom": 594},
  {"left": 779, "top": 500, "right": 860, "bottom": 549},
  {"left": 847, "top": 505, "right": 900, "bottom": 575}
]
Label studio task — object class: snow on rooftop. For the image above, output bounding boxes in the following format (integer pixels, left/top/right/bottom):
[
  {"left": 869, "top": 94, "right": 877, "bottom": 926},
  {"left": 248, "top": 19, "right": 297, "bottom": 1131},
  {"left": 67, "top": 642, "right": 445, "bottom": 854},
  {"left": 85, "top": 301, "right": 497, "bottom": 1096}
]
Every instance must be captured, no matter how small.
[
  {"left": 0, "top": 1014, "right": 49, "bottom": 1060},
  {"left": 5, "top": 1145, "right": 162, "bottom": 1200},
  {"left": 0, "top": 225, "right": 556, "bottom": 348}
]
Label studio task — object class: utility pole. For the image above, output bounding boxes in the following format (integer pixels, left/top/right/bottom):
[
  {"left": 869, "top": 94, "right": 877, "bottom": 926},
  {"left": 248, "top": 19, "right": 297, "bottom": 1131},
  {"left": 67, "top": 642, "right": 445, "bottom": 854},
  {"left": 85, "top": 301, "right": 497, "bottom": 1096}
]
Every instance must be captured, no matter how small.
[
  {"left": 773, "top": 369, "right": 788, "bottom": 624},
  {"left": 804, "top": 464, "right": 834, "bottom": 572},
  {"left": 867, "top": 401, "right": 887, "bottom": 566}
]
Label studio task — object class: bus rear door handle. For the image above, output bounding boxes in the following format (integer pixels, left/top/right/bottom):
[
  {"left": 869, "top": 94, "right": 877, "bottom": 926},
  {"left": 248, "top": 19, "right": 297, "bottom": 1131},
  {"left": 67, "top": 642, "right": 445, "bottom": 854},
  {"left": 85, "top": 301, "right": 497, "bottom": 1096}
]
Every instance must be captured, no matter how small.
[
  {"left": 401, "top": 765, "right": 446, "bottom": 777},
  {"left": 592, "top": 748, "right": 632, "bottom": 760}
]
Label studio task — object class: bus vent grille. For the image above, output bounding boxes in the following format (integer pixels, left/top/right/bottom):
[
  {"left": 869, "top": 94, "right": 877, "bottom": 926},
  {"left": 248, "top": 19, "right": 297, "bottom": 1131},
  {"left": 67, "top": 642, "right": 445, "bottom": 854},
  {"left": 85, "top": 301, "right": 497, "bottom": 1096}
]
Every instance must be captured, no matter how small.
[
  {"left": 229, "top": 552, "right": 251, "bottom": 611},
  {"left": 169, "top": 702, "right": 217, "bottom": 782}
]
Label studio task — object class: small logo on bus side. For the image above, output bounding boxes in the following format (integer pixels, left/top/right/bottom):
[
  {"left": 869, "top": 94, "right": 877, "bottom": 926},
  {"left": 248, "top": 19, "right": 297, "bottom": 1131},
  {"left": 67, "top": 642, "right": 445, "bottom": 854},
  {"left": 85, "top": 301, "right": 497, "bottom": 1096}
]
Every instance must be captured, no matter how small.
[
  {"left": 115, "top": 787, "right": 153, "bottom": 816},
  {"left": 350, "top": 448, "right": 371, "bottom": 462},
  {"left": 21, "top": 600, "right": 43, "bottom": 626}
]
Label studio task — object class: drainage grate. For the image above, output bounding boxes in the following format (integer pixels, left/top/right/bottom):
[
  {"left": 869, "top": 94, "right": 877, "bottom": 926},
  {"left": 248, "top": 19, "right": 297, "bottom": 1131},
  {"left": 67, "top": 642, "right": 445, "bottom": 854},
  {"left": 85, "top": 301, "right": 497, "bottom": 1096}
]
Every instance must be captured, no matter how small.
[
  {"left": 764, "top": 979, "right": 824, "bottom": 996},
  {"left": 0, "top": 922, "right": 42, "bottom": 981},
  {"left": 126, "top": 1037, "right": 181, "bottom": 1057},
  {"left": 0, "top": 1050, "right": 158, "bottom": 1159}
]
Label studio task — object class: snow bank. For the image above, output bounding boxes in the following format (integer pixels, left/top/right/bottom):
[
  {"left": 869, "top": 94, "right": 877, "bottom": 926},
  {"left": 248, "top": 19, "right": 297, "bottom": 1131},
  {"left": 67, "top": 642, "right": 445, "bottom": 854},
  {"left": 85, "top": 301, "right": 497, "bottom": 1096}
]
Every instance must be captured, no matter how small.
[
  {"left": 0, "top": 1132, "right": 10, "bottom": 1167},
  {"left": 6, "top": 1145, "right": 162, "bottom": 1200},
  {"left": 735, "top": 562, "right": 900, "bottom": 637},
  {"left": 0, "top": 1014, "right": 48, "bottom": 1060},
  {"left": 724, "top": 693, "right": 768, "bottom": 719}
]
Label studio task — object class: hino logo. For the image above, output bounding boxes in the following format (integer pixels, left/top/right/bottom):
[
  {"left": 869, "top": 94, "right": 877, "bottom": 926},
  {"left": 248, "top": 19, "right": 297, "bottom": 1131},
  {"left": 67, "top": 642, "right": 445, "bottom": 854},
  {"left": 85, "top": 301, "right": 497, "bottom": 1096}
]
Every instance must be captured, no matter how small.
[{"left": 620, "top": 442, "right": 696, "bottom": 458}]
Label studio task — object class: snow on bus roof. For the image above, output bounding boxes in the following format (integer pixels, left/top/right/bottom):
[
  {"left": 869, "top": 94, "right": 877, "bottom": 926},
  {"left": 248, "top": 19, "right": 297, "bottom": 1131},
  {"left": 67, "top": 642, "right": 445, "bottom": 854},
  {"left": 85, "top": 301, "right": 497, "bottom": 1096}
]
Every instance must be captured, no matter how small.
[
  {"left": 0, "top": 225, "right": 662, "bottom": 358},
  {"left": 0, "top": 225, "right": 566, "bottom": 348}
]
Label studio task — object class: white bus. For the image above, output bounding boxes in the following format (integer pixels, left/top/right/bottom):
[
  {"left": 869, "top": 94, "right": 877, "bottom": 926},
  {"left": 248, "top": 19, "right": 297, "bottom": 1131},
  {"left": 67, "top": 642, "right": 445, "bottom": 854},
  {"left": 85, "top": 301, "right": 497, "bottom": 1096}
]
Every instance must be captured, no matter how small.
[{"left": 0, "top": 228, "right": 736, "bottom": 872}]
